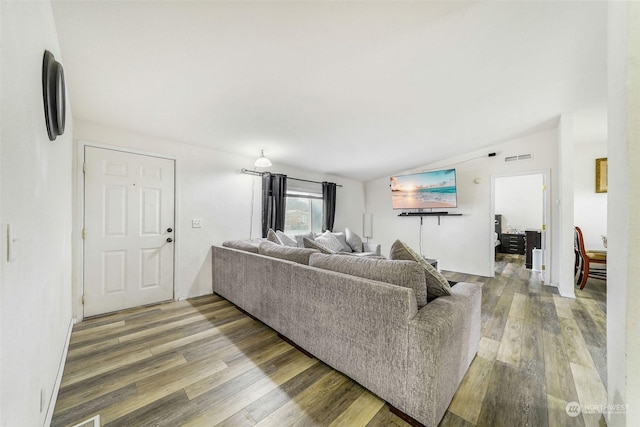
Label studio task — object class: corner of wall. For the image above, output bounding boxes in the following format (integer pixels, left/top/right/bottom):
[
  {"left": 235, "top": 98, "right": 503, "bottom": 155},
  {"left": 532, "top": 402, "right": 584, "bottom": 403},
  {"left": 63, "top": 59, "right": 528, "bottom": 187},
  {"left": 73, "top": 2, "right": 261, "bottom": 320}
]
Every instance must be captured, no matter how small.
[{"left": 1, "top": 1, "right": 74, "bottom": 424}]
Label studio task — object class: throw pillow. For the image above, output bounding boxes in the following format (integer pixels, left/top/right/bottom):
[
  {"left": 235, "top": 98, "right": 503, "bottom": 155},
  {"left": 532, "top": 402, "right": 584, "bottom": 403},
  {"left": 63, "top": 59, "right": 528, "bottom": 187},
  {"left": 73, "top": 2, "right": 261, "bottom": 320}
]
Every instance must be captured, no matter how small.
[
  {"left": 315, "top": 230, "right": 347, "bottom": 253},
  {"left": 266, "top": 229, "right": 283, "bottom": 245},
  {"left": 345, "top": 228, "right": 363, "bottom": 253},
  {"left": 389, "top": 239, "right": 451, "bottom": 297},
  {"left": 331, "top": 232, "right": 353, "bottom": 252},
  {"left": 276, "top": 230, "right": 297, "bottom": 247},
  {"left": 294, "top": 231, "right": 315, "bottom": 248},
  {"left": 302, "top": 237, "right": 336, "bottom": 254}
]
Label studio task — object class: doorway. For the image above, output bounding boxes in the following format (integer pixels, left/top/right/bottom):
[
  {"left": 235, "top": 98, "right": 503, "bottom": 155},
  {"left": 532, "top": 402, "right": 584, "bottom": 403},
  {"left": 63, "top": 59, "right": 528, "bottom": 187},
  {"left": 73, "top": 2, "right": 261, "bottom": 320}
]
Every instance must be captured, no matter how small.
[
  {"left": 83, "top": 146, "right": 176, "bottom": 317},
  {"left": 491, "top": 171, "right": 550, "bottom": 282}
]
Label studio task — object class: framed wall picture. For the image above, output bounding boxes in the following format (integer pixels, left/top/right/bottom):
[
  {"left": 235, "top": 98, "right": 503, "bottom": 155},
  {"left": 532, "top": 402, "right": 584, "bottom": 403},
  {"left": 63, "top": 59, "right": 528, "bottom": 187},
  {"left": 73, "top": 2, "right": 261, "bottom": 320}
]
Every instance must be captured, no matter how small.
[{"left": 595, "top": 157, "right": 607, "bottom": 193}]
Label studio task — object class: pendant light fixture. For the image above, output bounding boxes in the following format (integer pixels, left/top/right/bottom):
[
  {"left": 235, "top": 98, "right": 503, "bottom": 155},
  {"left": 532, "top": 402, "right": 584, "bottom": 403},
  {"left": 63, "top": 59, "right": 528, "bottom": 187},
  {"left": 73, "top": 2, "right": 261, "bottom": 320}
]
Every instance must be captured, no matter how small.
[{"left": 254, "top": 149, "right": 272, "bottom": 168}]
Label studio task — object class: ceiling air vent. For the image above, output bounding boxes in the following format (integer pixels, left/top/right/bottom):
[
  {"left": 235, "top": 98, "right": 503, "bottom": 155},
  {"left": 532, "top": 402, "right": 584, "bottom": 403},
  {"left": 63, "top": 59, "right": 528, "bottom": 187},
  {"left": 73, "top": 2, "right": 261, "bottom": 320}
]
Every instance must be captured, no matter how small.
[{"left": 505, "top": 153, "right": 533, "bottom": 162}]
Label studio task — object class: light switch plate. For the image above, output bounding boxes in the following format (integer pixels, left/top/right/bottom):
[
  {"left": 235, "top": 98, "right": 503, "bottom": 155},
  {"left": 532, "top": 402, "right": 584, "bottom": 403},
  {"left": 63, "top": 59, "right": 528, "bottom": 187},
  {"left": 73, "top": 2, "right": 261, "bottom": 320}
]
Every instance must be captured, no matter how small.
[{"left": 192, "top": 219, "right": 202, "bottom": 228}]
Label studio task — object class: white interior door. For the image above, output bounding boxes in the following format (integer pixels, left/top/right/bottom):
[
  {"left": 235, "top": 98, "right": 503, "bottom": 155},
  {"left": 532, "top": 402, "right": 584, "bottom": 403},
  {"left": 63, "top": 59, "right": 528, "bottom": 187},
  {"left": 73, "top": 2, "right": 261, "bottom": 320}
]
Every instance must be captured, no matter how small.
[{"left": 84, "top": 147, "right": 175, "bottom": 317}]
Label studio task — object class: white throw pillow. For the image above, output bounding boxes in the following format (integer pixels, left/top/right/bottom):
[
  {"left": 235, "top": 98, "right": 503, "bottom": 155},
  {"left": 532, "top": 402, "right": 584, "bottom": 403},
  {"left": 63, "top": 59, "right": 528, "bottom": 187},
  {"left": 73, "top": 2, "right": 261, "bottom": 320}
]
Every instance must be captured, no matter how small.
[
  {"left": 332, "top": 232, "right": 352, "bottom": 252},
  {"left": 345, "top": 228, "right": 363, "bottom": 253},
  {"left": 315, "top": 230, "right": 347, "bottom": 253},
  {"left": 276, "top": 230, "right": 297, "bottom": 247},
  {"left": 302, "top": 237, "right": 336, "bottom": 254},
  {"left": 266, "top": 229, "right": 283, "bottom": 245}
]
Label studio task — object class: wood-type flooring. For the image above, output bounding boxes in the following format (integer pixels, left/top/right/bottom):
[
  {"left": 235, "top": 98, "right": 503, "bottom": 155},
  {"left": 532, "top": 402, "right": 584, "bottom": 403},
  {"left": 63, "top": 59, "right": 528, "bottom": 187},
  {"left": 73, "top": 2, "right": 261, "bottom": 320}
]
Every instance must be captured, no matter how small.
[{"left": 52, "top": 254, "right": 607, "bottom": 427}]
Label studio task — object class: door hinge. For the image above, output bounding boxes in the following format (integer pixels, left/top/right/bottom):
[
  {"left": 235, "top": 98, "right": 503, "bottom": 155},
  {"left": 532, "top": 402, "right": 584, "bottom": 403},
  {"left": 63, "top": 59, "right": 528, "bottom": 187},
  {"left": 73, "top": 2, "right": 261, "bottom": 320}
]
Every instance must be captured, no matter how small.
[
  {"left": 542, "top": 224, "right": 546, "bottom": 231},
  {"left": 541, "top": 264, "right": 546, "bottom": 271},
  {"left": 82, "top": 228, "right": 87, "bottom": 239},
  {"left": 81, "top": 295, "right": 85, "bottom": 305}
]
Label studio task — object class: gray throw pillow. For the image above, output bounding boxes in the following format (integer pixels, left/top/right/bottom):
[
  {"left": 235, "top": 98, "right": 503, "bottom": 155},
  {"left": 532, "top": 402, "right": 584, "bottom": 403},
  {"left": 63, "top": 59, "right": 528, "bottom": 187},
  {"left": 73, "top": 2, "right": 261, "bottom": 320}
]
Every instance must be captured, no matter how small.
[
  {"left": 331, "top": 232, "right": 352, "bottom": 252},
  {"left": 315, "top": 231, "right": 346, "bottom": 253},
  {"left": 294, "top": 232, "right": 315, "bottom": 248},
  {"left": 302, "top": 237, "right": 336, "bottom": 254},
  {"left": 389, "top": 239, "right": 451, "bottom": 297},
  {"left": 266, "top": 229, "right": 283, "bottom": 245},
  {"left": 276, "top": 230, "right": 297, "bottom": 247},
  {"left": 345, "top": 228, "right": 363, "bottom": 252}
]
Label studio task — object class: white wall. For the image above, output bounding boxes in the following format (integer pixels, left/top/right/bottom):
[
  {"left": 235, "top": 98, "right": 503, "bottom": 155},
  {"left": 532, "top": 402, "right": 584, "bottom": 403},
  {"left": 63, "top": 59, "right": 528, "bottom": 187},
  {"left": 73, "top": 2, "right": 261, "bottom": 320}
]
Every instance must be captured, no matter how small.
[
  {"left": 573, "top": 142, "right": 608, "bottom": 249},
  {"left": 73, "top": 120, "right": 365, "bottom": 312},
  {"left": 0, "top": 1, "right": 74, "bottom": 425},
  {"left": 365, "top": 127, "right": 559, "bottom": 278},
  {"left": 607, "top": 2, "right": 640, "bottom": 425},
  {"left": 366, "top": 129, "right": 557, "bottom": 276},
  {"left": 557, "top": 114, "right": 576, "bottom": 298},
  {"left": 495, "top": 174, "right": 543, "bottom": 232}
]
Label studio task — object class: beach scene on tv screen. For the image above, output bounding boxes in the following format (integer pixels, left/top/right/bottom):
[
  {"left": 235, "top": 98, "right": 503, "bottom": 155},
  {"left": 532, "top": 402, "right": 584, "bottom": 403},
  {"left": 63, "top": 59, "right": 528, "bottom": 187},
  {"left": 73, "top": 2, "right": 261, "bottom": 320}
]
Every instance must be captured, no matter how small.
[{"left": 390, "top": 169, "right": 457, "bottom": 209}]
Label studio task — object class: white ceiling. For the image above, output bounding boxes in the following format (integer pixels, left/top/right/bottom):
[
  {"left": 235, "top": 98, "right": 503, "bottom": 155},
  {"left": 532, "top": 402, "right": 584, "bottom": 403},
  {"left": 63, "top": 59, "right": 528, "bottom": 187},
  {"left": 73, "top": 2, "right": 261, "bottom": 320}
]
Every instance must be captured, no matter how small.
[{"left": 51, "top": 1, "right": 607, "bottom": 181}]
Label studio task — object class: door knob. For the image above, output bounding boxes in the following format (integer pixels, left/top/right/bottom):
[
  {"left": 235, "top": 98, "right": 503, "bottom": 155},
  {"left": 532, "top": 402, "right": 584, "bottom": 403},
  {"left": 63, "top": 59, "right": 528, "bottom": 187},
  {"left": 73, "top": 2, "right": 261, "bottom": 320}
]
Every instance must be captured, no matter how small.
[
  {"left": 167, "top": 228, "right": 173, "bottom": 233},
  {"left": 166, "top": 237, "right": 173, "bottom": 243}
]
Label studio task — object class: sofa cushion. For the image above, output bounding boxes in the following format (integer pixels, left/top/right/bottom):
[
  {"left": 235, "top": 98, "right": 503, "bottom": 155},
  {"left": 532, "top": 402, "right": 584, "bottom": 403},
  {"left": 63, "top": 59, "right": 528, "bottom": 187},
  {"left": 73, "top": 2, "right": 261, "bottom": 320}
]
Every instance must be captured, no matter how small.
[
  {"left": 302, "top": 237, "right": 336, "bottom": 254},
  {"left": 345, "top": 228, "right": 363, "bottom": 252},
  {"left": 266, "top": 229, "right": 283, "bottom": 245},
  {"left": 222, "top": 239, "right": 261, "bottom": 253},
  {"left": 309, "top": 253, "right": 428, "bottom": 307},
  {"left": 390, "top": 239, "right": 451, "bottom": 297},
  {"left": 315, "top": 231, "right": 347, "bottom": 253},
  {"left": 276, "top": 230, "right": 298, "bottom": 247},
  {"left": 294, "top": 231, "right": 315, "bottom": 248},
  {"left": 258, "top": 241, "right": 319, "bottom": 265}
]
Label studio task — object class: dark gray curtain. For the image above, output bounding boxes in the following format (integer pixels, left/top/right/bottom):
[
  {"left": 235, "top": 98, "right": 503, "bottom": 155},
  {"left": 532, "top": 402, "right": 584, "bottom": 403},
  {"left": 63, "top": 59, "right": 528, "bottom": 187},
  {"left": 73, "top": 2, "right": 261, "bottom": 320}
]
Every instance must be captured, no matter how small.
[
  {"left": 261, "top": 173, "right": 288, "bottom": 237},
  {"left": 322, "top": 181, "right": 337, "bottom": 232}
]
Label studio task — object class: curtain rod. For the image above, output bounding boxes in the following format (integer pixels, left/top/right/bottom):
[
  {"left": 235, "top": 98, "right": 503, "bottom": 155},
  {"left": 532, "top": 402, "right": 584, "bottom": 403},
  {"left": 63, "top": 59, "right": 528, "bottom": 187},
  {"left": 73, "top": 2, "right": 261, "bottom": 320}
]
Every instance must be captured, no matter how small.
[{"left": 240, "top": 168, "right": 343, "bottom": 187}]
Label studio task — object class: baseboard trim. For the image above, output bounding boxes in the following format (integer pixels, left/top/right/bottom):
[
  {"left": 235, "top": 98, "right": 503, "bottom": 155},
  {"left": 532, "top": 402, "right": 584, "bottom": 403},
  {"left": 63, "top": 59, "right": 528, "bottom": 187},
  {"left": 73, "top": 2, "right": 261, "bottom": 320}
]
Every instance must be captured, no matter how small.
[
  {"left": 45, "top": 317, "right": 75, "bottom": 426},
  {"left": 557, "top": 286, "right": 577, "bottom": 299},
  {"left": 176, "top": 290, "right": 214, "bottom": 301}
]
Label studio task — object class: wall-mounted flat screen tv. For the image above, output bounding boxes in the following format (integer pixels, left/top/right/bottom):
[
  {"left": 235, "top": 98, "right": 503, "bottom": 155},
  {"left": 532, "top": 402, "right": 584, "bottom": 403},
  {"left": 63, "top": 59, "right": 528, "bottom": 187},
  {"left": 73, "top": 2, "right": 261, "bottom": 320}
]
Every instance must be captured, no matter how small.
[{"left": 390, "top": 168, "right": 458, "bottom": 209}]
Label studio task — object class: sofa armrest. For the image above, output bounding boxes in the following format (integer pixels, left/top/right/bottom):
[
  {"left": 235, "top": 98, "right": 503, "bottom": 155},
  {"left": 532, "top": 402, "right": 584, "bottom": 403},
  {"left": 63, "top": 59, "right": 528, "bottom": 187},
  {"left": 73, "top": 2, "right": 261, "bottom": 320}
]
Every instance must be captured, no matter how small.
[
  {"left": 363, "top": 242, "right": 381, "bottom": 256},
  {"left": 403, "top": 282, "right": 482, "bottom": 426}
]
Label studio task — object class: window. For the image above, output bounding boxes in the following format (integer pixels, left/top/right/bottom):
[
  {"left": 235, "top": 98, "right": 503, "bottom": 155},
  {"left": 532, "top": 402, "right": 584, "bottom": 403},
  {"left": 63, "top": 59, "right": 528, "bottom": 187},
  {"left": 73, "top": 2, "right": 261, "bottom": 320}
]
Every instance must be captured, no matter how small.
[{"left": 284, "top": 190, "right": 323, "bottom": 234}]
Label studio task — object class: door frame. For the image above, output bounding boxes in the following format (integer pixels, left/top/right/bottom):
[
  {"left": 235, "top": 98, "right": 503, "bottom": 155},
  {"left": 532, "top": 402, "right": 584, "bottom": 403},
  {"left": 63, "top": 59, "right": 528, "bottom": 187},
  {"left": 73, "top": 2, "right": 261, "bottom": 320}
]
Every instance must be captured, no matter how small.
[
  {"left": 490, "top": 169, "right": 551, "bottom": 283},
  {"left": 74, "top": 141, "right": 179, "bottom": 321}
]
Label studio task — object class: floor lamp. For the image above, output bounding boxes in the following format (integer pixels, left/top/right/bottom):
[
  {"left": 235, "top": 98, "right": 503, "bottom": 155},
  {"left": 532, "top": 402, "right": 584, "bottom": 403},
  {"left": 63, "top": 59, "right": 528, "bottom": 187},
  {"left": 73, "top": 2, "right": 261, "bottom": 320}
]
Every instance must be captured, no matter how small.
[{"left": 363, "top": 213, "right": 373, "bottom": 243}]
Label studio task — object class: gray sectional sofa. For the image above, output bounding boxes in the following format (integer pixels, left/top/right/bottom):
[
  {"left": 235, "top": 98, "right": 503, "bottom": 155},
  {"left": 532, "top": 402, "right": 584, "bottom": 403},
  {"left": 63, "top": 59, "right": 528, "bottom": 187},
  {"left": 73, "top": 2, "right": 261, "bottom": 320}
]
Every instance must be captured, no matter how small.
[{"left": 212, "top": 242, "right": 482, "bottom": 426}]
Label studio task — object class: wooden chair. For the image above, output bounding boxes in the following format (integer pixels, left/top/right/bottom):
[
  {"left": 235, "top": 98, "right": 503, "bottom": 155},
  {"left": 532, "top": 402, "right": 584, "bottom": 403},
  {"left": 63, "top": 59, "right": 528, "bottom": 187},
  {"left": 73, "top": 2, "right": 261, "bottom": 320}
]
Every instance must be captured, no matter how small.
[{"left": 574, "top": 226, "right": 607, "bottom": 289}]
